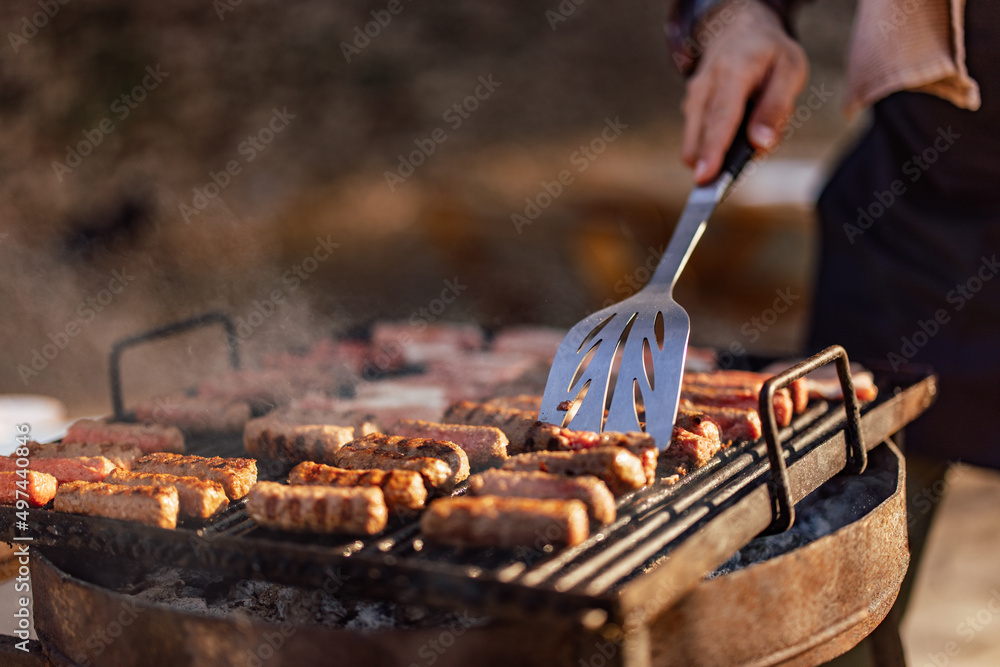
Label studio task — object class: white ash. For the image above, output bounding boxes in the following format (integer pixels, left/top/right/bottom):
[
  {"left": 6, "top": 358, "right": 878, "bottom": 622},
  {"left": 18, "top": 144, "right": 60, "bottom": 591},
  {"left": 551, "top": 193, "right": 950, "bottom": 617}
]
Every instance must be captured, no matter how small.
[
  {"left": 706, "top": 468, "right": 897, "bottom": 578},
  {"left": 121, "top": 566, "right": 489, "bottom": 631}
]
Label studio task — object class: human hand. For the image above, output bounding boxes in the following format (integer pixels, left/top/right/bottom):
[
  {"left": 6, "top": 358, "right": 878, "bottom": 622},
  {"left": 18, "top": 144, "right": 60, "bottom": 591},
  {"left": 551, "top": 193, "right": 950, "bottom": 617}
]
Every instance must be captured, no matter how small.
[{"left": 681, "top": 0, "right": 809, "bottom": 184}]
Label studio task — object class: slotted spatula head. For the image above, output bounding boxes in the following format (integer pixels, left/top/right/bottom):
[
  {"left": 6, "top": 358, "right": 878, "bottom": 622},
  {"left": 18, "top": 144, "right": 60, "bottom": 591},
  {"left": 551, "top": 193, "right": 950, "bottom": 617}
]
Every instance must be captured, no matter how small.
[{"left": 539, "top": 117, "right": 756, "bottom": 450}]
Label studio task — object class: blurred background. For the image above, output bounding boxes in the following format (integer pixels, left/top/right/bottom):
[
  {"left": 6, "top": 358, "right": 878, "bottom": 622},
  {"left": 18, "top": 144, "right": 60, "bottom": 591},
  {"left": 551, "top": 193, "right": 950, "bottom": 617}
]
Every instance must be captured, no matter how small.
[{"left": 0, "top": 0, "right": 997, "bottom": 664}]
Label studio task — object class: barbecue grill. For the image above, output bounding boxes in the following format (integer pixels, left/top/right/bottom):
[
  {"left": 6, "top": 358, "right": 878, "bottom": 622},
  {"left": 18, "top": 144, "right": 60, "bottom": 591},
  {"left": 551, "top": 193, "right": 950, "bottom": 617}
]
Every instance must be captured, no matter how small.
[{"left": 0, "top": 314, "right": 937, "bottom": 666}]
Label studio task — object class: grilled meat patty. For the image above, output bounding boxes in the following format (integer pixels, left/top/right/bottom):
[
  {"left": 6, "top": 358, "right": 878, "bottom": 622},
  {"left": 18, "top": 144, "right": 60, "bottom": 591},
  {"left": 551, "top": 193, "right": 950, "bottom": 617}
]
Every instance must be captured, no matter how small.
[
  {"left": 54, "top": 481, "right": 179, "bottom": 529},
  {"left": 28, "top": 441, "right": 142, "bottom": 470},
  {"left": 246, "top": 481, "right": 387, "bottom": 535},
  {"left": 244, "top": 413, "right": 355, "bottom": 464},
  {"left": 421, "top": 496, "right": 590, "bottom": 548},
  {"left": 132, "top": 453, "right": 257, "bottom": 501},
  {"left": 389, "top": 419, "right": 509, "bottom": 470},
  {"left": 502, "top": 447, "right": 646, "bottom": 496},
  {"left": 105, "top": 470, "right": 229, "bottom": 520},
  {"left": 0, "top": 471, "right": 57, "bottom": 507},
  {"left": 468, "top": 469, "right": 616, "bottom": 525},
  {"left": 0, "top": 456, "right": 117, "bottom": 484},
  {"left": 288, "top": 461, "right": 427, "bottom": 511},
  {"left": 63, "top": 418, "right": 185, "bottom": 454}
]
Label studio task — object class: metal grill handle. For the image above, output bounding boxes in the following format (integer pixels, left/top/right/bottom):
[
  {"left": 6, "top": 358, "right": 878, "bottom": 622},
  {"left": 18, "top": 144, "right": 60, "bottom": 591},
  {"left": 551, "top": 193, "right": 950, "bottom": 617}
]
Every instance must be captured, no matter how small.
[
  {"left": 109, "top": 311, "right": 241, "bottom": 421},
  {"left": 759, "top": 345, "right": 865, "bottom": 534}
]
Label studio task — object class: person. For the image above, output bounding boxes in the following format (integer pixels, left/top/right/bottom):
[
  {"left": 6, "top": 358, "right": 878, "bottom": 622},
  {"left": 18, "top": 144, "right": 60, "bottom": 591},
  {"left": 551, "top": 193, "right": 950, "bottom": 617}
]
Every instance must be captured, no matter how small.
[{"left": 668, "top": 0, "right": 1000, "bottom": 663}]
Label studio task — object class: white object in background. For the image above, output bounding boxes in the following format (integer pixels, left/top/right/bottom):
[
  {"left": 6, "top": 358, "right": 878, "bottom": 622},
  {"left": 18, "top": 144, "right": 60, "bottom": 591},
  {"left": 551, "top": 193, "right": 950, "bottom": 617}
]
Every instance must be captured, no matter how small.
[{"left": 0, "top": 395, "right": 69, "bottom": 456}]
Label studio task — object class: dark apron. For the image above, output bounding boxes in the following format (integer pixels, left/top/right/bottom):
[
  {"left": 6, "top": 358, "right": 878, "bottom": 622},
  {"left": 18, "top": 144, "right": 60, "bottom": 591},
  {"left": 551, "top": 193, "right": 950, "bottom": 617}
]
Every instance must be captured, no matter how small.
[{"left": 808, "top": 2, "right": 1000, "bottom": 469}]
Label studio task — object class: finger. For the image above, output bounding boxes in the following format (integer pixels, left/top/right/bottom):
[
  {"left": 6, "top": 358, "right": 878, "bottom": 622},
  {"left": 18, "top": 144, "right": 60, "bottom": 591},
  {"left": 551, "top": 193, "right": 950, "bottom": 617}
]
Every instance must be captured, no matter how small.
[
  {"left": 748, "top": 45, "right": 809, "bottom": 151},
  {"left": 681, "top": 76, "right": 711, "bottom": 169},
  {"left": 694, "top": 75, "right": 754, "bottom": 184}
]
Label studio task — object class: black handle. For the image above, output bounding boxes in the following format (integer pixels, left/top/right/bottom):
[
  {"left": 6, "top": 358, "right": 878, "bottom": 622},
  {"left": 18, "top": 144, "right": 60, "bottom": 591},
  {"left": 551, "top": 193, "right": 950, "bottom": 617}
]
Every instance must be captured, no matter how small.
[
  {"left": 758, "top": 345, "right": 866, "bottom": 534},
  {"left": 720, "top": 104, "right": 757, "bottom": 183},
  {"left": 108, "top": 311, "right": 240, "bottom": 421}
]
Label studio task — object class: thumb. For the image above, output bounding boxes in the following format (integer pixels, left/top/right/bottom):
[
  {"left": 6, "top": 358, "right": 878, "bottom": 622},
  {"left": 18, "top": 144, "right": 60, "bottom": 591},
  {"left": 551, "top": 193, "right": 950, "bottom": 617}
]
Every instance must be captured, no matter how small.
[{"left": 748, "top": 51, "right": 809, "bottom": 151}]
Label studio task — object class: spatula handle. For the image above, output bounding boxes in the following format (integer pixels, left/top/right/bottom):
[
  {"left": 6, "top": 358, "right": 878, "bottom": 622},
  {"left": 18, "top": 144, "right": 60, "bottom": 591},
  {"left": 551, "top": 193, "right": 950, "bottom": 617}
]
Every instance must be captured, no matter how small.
[{"left": 719, "top": 102, "right": 756, "bottom": 193}]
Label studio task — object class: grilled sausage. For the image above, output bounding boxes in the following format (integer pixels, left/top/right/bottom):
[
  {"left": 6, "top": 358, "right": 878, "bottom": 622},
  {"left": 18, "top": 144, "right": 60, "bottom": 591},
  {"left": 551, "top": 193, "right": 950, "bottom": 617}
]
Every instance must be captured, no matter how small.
[
  {"left": 132, "top": 453, "right": 257, "bottom": 501},
  {"left": 667, "top": 427, "right": 723, "bottom": 468},
  {"left": 28, "top": 441, "right": 142, "bottom": 470},
  {"left": 54, "top": 481, "right": 179, "bottom": 529},
  {"left": 335, "top": 434, "right": 469, "bottom": 488},
  {"left": 0, "top": 471, "right": 57, "bottom": 507},
  {"left": 63, "top": 418, "right": 185, "bottom": 454},
  {"left": 332, "top": 448, "right": 454, "bottom": 493},
  {"left": 244, "top": 414, "right": 355, "bottom": 464},
  {"left": 685, "top": 371, "right": 809, "bottom": 414},
  {"left": 681, "top": 385, "right": 794, "bottom": 427},
  {"left": 421, "top": 496, "right": 590, "bottom": 548},
  {"left": 133, "top": 395, "right": 252, "bottom": 433},
  {"left": 105, "top": 470, "right": 229, "bottom": 520},
  {"left": 469, "top": 470, "right": 616, "bottom": 525},
  {"left": 288, "top": 462, "right": 427, "bottom": 511},
  {"left": 246, "top": 481, "right": 387, "bottom": 534},
  {"left": 443, "top": 401, "right": 537, "bottom": 454},
  {"left": 502, "top": 447, "right": 646, "bottom": 496},
  {"left": 678, "top": 404, "right": 762, "bottom": 442},
  {"left": 0, "top": 456, "right": 117, "bottom": 484},
  {"left": 389, "top": 419, "right": 508, "bottom": 470}
]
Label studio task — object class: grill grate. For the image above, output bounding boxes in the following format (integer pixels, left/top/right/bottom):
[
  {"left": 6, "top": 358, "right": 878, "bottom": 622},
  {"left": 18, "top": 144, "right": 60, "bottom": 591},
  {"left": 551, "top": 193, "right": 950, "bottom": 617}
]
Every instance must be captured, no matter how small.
[{"left": 1, "top": 345, "right": 937, "bottom": 639}]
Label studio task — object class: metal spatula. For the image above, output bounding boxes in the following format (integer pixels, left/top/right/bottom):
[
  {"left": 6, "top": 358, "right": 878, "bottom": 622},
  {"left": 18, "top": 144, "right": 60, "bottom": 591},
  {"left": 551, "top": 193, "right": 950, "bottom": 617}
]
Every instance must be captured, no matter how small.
[{"left": 539, "top": 122, "right": 756, "bottom": 449}]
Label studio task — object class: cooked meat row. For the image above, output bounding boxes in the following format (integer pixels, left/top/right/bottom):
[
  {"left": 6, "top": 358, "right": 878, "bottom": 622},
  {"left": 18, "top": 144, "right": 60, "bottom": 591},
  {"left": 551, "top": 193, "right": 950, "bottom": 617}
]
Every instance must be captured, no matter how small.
[
  {"left": 469, "top": 469, "right": 615, "bottom": 524},
  {"left": 680, "top": 385, "right": 794, "bottom": 428},
  {"left": 132, "top": 453, "right": 257, "bottom": 501},
  {"left": 247, "top": 481, "right": 387, "bottom": 535},
  {"left": 684, "top": 371, "right": 809, "bottom": 414},
  {"left": 288, "top": 461, "right": 427, "bottom": 512},
  {"left": 0, "top": 456, "right": 117, "bottom": 484},
  {"left": 63, "top": 419, "right": 185, "bottom": 454},
  {"left": 105, "top": 470, "right": 229, "bottom": 519},
  {"left": 678, "top": 404, "right": 762, "bottom": 442},
  {"left": 133, "top": 395, "right": 252, "bottom": 434},
  {"left": 0, "top": 471, "right": 57, "bottom": 507},
  {"left": 420, "top": 496, "right": 589, "bottom": 548},
  {"left": 389, "top": 419, "right": 509, "bottom": 470},
  {"left": 54, "top": 481, "right": 179, "bottom": 529},
  {"left": 29, "top": 441, "right": 142, "bottom": 470}
]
